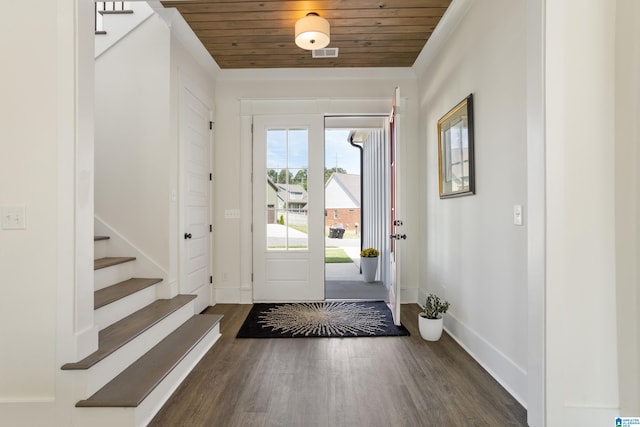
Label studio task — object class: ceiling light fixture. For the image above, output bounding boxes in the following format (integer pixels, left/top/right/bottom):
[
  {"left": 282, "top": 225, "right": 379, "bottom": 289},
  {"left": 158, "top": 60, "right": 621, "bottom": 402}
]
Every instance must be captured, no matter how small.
[{"left": 295, "top": 12, "right": 330, "bottom": 50}]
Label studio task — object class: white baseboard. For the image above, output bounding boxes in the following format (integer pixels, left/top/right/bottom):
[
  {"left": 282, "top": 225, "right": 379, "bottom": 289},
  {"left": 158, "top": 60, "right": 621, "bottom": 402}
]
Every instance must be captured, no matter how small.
[
  {"left": 214, "top": 286, "right": 242, "bottom": 303},
  {"left": 418, "top": 287, "right": 527, "bottom": 407},
  {"left": 444, "top": 313, "right": 527, "bottom": 408},
  {"left": 240, "top": 287, "right": 253, "bottom": 304},
  {"left": 76, "top": 323, "right": 100, "bottom": 361},
  {"left": 156, "top": 279, "right": 178, "bottom": 299},
  {"left": 0, "top": 402, "right": 56, "bottom": 427},
  {"left": 400, "top": 287, "right": 418, "bottom": 304}
]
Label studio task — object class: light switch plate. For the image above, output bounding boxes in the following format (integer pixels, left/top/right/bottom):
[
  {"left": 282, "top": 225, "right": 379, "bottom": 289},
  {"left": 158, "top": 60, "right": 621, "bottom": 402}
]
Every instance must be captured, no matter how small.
[
  {"left": 513, "top": 205, "right": 523, "bottom": 226},
  {"left": 2, "top": 206, "right": 26, "bottom": 230},
  {"left": 224, "top": 209, "right": 240, "bottom": 219}
]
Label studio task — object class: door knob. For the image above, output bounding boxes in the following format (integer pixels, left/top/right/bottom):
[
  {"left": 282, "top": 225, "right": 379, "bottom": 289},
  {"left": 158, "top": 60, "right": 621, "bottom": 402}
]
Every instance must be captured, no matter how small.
[
  {"left": 184, "top": 233, "right": 192, "bottom": 239},
  {"left": 390, "top": 234, "right": 407, "bottom": 240}
]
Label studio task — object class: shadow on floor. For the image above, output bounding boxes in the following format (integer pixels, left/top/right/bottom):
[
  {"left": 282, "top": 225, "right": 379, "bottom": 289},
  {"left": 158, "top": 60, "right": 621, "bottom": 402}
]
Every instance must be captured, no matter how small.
[{"left": 325, "top": 261, "right": 387, "bottom": 300}]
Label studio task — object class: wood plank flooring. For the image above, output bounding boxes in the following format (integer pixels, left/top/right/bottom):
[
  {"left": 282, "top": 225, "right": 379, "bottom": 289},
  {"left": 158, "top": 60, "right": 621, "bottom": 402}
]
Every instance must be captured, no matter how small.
[{"left": 149, "top": 304, "right": 527, "bottom": 427}]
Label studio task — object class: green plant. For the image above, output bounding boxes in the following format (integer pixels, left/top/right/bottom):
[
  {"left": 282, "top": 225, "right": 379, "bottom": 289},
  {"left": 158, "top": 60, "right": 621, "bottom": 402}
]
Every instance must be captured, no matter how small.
[
  {"left": 279, "top": 215, "right": 284, "bottom": 225},
  {"left": 420, "top": 293, "right": 450, "bottom": 319},
  {"left": 360, "top": 247, "right": 379, "bottom": 257}
]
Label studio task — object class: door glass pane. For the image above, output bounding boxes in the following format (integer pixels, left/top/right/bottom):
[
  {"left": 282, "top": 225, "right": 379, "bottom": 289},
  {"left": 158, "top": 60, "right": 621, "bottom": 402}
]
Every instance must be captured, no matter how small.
[{"left": 265, "top": 128, "right": 308, "bottom": 250}]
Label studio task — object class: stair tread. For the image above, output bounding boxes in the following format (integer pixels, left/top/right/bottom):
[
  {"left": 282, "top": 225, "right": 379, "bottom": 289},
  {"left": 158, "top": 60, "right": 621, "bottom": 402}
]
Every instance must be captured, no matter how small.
[
  {"left": 94, "top": 235, "right": 110, "bottom": 241},
  {"left": 99, "top": 9, "right": 134, "bottom": 15},
  {"left": 62, "top": 295, "right": 196, "bottom": 370},
  {"left": 94, "top": 256, "right": 136, "bottom": 270},
  {"left": 95, "top": 278, "right": 163, "bottom": 309},
  {"left": 76, "top": 314, "right": 223, "bottom": 407}
]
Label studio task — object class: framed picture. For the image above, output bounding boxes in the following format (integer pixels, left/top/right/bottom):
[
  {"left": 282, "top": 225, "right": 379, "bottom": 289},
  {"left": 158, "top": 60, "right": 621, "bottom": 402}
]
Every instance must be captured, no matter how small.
[{"left": 438, "top": 94, "right": 475, "bottom": 198}]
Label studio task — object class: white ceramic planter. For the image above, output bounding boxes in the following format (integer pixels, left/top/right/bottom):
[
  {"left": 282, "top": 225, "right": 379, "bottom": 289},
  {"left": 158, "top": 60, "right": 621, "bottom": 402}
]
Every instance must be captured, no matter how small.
[
  {"left": 418, "top": 315, "right": 444, "bottom": 341},
  {"left": 360, "top": 256, "right": 378, "bottom": 282}
]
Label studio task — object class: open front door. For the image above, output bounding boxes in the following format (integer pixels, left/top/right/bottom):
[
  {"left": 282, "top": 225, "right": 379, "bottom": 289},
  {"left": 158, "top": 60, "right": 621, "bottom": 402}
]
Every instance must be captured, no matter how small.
[{"left": 388, "top": 87, "right": 404, "bottom": 325}]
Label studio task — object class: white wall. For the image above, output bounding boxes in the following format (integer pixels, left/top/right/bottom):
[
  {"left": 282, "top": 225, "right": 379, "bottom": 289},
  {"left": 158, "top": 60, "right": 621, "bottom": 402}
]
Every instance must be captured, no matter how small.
[
  {"left": 545, "top": 0, "right": 625, "bottom": 425},
  {"left": 614, "top": 0, "right": 639, "bottom": 418},
  {"left": 163, "top": 7, "right": 218, "bottom": 301},
  {"left": 95, "top": 14, "right": 172, "bottom": 271},
  {"left": 0, "top": 0, "right": 59, "bottom": 406},
  {"left": 213, "top": 69, "right": 419, "bottom": 304},
  {"left": 169, "top": 14, "right": 217, "bottom": 304},
  {"left": 416, "top": 0, "right": 528, "bottom": 405},
  {"left": 95, "top": 9, "right": 217, "bottom": 302},
  {"left": 0, "top": 0, "right": 94, "bottom": 425}
]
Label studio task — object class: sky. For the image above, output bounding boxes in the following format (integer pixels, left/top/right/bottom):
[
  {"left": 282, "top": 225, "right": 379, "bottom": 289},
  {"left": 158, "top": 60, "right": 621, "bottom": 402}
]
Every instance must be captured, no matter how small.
[
  {"left": 266, "top": 128, "right": 361, "bottom": 175},
  {"left": 324, "top": 129, "right": 361, "bottom": 174}
]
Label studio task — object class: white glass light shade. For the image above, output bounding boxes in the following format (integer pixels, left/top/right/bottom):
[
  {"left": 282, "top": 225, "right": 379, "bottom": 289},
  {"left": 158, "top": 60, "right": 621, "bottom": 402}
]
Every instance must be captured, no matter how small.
[{"left": 295, "top": 14, "right": 330, "bottom": 50}]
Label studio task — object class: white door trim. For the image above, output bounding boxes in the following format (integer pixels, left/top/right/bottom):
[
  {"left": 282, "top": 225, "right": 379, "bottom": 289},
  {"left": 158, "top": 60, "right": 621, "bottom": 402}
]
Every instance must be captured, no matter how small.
[{"left": 239, "top": 98, "right": 394, "bottom": 304}]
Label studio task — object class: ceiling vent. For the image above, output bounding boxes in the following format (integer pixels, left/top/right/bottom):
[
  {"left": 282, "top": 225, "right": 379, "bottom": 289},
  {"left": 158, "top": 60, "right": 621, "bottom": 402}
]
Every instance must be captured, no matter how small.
[{"left": 312, "top": 48, "right": 339, "bottom": 58}]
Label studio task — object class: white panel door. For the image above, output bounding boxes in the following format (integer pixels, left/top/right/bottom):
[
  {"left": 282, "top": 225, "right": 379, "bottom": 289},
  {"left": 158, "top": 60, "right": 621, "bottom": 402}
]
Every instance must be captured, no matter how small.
[
  {"left": 180, "top": 86, "right": 212, "bottom": 312},
  {"left": 388, "top": 87, "right": 402, "bottom": 325},
  {"left": 253, "top": 115, "right": 324, "bottom": 302}
]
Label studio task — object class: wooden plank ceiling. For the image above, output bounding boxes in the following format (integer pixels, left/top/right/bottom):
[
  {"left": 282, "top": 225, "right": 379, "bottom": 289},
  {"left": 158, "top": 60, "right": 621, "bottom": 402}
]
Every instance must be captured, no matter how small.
[{"left": 160, "top": 0, "right": 452, "bottom": 69}]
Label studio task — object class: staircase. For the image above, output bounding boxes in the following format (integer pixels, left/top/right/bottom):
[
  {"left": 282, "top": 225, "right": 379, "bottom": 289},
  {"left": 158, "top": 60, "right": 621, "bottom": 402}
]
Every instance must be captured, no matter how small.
[
  {"left": 94, "top": 1, "right": 154, "bottom": 58},
  {"left": 62, "top": 235, "right": 222, "bottom": 426}
]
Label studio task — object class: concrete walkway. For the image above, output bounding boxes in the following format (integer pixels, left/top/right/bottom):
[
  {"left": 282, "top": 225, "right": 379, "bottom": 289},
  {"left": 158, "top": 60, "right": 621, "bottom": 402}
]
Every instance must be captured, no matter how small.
[{"left": 266, "top": 224, "right": 309, "bottom": 247}]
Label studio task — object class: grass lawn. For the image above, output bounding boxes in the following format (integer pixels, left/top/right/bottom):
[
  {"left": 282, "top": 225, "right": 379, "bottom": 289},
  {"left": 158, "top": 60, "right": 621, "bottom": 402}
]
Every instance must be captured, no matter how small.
[
  {"left": 289, "top": 224, "right": 308, "bottom": 234},
  {"left": 325, "top": 247, "right": 353, "bottom": 263}
]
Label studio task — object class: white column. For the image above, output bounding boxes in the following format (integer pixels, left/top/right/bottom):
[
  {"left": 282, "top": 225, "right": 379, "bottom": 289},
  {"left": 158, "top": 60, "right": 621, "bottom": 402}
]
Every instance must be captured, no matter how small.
[
  {"left": 526, "top": 0, "right": 545, "bottom": 424},
  {"left": 614, "top": 0, "right": 640, "bottom": 417},
  {"left": 545, "top": 0, "right": 620, "bottom": 425}
]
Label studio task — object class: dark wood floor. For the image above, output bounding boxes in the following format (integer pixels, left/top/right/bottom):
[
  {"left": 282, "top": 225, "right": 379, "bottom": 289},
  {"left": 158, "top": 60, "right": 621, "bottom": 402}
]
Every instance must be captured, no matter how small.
[{"left": 150, "top": 304, "right": 527, "bottom": 427}]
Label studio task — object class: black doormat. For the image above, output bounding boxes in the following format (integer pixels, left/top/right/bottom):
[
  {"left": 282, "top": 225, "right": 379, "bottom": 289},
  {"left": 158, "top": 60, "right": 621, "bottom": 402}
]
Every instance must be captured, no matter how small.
[{"left": 236, "top": 301, "right": 409, "bottom": 338}]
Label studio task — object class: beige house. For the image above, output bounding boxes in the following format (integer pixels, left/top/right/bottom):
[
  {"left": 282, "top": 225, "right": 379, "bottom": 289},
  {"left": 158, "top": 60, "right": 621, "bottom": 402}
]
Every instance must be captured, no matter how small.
[{"left": 325, "top": 173, "right": 361, "bottom": 232}]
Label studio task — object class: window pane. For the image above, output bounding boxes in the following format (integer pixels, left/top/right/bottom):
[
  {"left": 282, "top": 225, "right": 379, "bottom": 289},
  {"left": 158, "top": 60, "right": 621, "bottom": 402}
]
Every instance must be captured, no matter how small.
[
  {"left": 266, "top": 129, "right": 286, "bottom": 169},
  {"left": 288, "top": 129, "right": 308, "bottom": 169},
  {"left": 265, "top": 128, "right": 308, "bottom": 250}
]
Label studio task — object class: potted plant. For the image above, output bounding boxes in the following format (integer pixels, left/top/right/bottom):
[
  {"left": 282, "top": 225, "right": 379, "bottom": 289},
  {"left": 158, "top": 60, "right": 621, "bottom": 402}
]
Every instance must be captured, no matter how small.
[
  {"left": 418, "top": 293, "right": 450, "bottom": 341},
  {"left": 360, "top": 247, "right": 379, "bottom": 283}
]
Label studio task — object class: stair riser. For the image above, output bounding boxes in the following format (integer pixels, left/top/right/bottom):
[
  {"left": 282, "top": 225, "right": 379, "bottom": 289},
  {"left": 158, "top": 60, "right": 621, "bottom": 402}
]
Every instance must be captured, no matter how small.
[
  {"left": 94, "top": 239, "right": 109, "bottom": 259},
  {"left": 84, "top": 301, "right": 195, "bottom": 397},
  {"left": 72, "top": 323, "right": 221, "bottom": 427},
  {"left": 135, "top": 324, "right": 222, "bottom": 426},
  {"left": 95, "top": 286, "right": 156, "bottom": 330},
  {"left": 75, "top": 406, "right": 134, "bottom": 427},
  {"left": 95, "top": 262, "right": 135, "bottom": 291}
]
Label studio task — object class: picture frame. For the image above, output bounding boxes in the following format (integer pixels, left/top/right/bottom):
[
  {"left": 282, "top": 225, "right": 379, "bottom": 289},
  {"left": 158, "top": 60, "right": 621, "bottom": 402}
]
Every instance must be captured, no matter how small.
[{"left": 437, "top": 94, "right": 475, "bottom": 198}]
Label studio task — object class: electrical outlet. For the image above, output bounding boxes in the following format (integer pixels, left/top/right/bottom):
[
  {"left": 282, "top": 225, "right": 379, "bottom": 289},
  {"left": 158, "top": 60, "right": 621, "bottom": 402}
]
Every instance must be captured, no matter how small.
[{"left": 1, "top": 206, "right": 26, "bottom": 230}]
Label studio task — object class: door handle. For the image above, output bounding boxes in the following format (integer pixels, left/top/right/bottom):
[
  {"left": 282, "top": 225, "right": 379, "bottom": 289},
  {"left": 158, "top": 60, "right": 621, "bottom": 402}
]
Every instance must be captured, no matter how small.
[
  {"left": 390, "top": 234, "right": 407, "bottom": 240},
  {"left": 393, "top": 219, "right": 404, "bottom": 226},
  {"left": 184, "top": 233, "right": 192, "bottom": 239}
]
